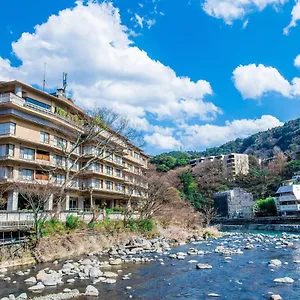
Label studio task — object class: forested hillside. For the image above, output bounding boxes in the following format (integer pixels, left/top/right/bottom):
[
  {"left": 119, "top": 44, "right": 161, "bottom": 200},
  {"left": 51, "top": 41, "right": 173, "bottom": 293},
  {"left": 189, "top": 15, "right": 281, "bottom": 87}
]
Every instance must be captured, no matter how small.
[{"left": 151, "top": 118, "right": 300, "bottom": 171}]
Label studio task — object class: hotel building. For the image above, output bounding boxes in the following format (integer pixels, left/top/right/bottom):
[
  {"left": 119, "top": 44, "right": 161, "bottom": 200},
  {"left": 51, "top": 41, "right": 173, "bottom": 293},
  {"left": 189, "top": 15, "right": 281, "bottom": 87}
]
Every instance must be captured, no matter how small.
[{"left": 0, "top": 80, "right": 149, "bottom": 212}]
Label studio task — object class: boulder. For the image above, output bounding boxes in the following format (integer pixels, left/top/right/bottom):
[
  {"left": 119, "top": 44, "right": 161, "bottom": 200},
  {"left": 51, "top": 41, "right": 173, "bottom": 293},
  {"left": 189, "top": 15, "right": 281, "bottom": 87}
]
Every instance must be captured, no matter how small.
[
  {"left": 81, "top": 259, "right": 92, "bottom": 265},
  {"left": 208, "top": 294, "right": 221, "bottom": 297},
  {"left": 103, "top": 271, "right": 118, "bottom": 278},
  {"left": 16, "top": 293, "right": 27, "bottom": 300},
  {"left": 196, "top": 264, "right": 213, "bottom": 269},
  {"left": 274, "top": 277, "right": 294, "bottom": 283},
  {"left": 0, "top": 268, "right": 8, "bottom": 273},
  {"left": 41, "top": 277, "right": 57, "bottom": 286},
  {"left": 28, "top": 283, "right": 45, "bottom": 291},
  {"left": 268, "top": 259, "right": 282, "bottom": 267},
  {"left": 109, "top": 258, "right": 122, "bottom": 265},
  {"left": 89, "top": 267, "right": 102, "bottom": 278},
  {"left": 62, "top": 263, "right": 74, "bottom": 270},
  {"left": 104, "top": 278, "right": 117, "bottom": 284},
  {"left": 24, "top": 277, "right": 36, "bottom": 284},
  {"left": 36, "top": 270, "right": 49, "bottom": 281},
  {"left": 270, "top": 295, "right": 282, "bottom": 300},
  {"left": 67, "top": 279, "right": 75, "bottom": 283},
  {"left": 85, "top": 285, "right": 99, "bottom": 296}
]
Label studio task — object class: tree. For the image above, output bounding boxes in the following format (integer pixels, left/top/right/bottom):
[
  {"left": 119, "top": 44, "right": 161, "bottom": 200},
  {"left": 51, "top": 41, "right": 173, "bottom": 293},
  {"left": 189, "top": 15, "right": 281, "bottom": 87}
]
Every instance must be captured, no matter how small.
[
  {"left": 254, "top": 197, "right": 277, "bottom": 217},
  {"left": 283, "top": 160, "right": 300, "bottom": 179},
  {"left": 47, "top": 107, "right": 143, "bottom": 215},
  {"left": 14, "top": 181, "right": 56, "bottom": 242}
]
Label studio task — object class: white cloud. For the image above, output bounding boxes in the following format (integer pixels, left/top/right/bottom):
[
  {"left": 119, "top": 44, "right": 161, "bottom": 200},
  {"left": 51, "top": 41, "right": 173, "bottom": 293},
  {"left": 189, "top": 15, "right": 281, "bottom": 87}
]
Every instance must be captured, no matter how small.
[
  {"left": 202, "top": 0, "right": 288, "bottom": 25},
  {"left": 144, "top": 133, "right": 182, "bottom": 150},
  {"left": 294, "top": 54, "right": 300, "bottom": 67},
  {"left": 181, "top": 115, "right": 283, "bottom": 149},
  {"left": 284, "top": 0, "right": 300, "bottom": 35},
  {"left": 135, "top": 14, "right": 144, "bottom": 28},
  {"left": 242, "top": 19, "right": 249, "bottom": 29},
  {"left": 232, "top": 64, "right": 292, "bottom": 99},
  {"left": 0, "top": 1, "right": 219, "bottom": 126}
]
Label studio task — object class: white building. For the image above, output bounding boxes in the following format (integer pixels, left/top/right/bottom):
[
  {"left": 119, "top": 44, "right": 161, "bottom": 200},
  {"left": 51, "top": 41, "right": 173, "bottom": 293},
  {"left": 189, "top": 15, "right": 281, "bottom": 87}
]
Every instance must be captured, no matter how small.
[{"left": 275, "top": 173, "right": 300, "bottom": 216}]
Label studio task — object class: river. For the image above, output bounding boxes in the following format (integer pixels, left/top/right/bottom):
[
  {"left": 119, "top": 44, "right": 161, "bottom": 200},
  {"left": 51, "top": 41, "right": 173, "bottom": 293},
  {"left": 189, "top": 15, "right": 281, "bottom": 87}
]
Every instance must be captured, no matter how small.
[{"left": 1, "top": 231, "right": 300, "bottom": 299}]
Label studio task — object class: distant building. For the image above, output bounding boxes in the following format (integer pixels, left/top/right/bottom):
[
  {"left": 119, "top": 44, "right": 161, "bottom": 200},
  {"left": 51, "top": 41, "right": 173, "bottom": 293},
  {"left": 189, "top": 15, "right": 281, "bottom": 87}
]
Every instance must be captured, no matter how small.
[
  {"left": 275, "top": 173, "right": 300, "bottom": 216},
  {"left": 190, "top": 153, "right": 250, "bottom": 177},
  {"left": 213, "top": 188, "right": 254, "bottom": 219}
]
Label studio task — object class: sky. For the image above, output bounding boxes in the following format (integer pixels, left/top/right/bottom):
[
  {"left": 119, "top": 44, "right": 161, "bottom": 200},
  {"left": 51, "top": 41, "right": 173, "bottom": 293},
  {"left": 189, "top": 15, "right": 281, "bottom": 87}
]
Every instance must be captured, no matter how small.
[{"left": 1, "top": 0, "right": 300, "bottom": 155}]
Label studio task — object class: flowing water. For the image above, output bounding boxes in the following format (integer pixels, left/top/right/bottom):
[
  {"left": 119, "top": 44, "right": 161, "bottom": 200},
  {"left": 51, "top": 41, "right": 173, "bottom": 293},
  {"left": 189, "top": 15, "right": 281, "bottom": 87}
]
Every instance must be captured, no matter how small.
[{"left": 1, "top": 231, "right": 300, "bottom": 300}]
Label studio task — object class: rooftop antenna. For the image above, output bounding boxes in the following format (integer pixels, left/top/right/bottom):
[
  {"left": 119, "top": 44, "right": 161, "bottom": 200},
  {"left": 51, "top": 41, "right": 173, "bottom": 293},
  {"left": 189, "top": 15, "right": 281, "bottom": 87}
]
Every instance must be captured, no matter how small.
[
  {"left": 42, "top": 63, "right": 47, "bottom": 91},
  {"left": 63, "top": 72, "right": 68, "bottom": 95}
]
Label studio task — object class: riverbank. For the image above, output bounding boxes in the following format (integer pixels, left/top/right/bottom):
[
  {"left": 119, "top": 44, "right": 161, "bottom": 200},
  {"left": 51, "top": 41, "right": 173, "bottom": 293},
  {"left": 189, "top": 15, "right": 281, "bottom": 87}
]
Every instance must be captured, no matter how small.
[
  {"left": 220, "top": 223, "right": 300, "bottom": 233},
  {"left": 0, "top": 230, "right": 299, "bottom": 299}
]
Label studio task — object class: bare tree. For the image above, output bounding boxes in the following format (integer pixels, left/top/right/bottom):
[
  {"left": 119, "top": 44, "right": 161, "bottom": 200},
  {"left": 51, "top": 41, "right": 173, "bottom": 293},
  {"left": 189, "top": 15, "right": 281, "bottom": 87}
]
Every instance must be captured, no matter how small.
[
  {"left": 47, "top": 107, "right": 143, "bottom": 216},
  {"left": 13, "top": 181, "right": 56, "bottom": 242},
  {"left": 199, "top": 204, "right": 216, "bottom": 227}
]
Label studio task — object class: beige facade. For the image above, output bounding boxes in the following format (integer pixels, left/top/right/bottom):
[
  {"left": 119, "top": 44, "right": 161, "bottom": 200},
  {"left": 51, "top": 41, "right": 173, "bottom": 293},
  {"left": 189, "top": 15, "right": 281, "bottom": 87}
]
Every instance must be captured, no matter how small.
[
  {"left": 0, "top": 80, "right": 149, "bottom": 212},
  {"left": 190, "top": 153, "right": 250, "bottom": 177}
]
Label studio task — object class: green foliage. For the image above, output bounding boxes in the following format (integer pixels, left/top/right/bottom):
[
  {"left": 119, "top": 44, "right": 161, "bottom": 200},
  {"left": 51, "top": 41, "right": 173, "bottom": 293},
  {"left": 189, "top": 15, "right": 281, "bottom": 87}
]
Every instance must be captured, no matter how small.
[
  {"left": 254, "top": 197, "right": 277, "bottom": 217},
  {"left": 41, "top": 219, "right": 66, "bottom": 237},
  {"left": 284, "top": 160, "right": 300, "bottom": 179},
  {"left": 66, "top": 215, "right": 82, "bottom": 230},
  {"left": 179, "top": 170, "right": 207, "bottom": 211},
  {"left": 128, "top": 219, "right": 155, "bottom": 232}
]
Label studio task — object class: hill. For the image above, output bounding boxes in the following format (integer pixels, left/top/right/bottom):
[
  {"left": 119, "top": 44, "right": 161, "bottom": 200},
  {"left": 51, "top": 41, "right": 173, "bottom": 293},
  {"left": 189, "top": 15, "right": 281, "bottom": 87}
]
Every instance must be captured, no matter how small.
[{"left": 151, "top": 117, "right": 300, "bottom": 171}]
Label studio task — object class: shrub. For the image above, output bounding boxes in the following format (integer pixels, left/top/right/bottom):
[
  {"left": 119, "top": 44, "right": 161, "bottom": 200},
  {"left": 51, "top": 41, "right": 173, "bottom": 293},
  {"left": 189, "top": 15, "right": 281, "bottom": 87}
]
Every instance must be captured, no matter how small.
[
  {"left": 42, "top": 219, "right": 66, "bottom": 236},
  {"left": 254, "top": 197, "right": 277, "bottom": 217},
  {"left": 128, "top": 219, "right": 155, "bottom": 232},
  {"left": 66, "top": 215, "right": 82, "bottom": 230}
]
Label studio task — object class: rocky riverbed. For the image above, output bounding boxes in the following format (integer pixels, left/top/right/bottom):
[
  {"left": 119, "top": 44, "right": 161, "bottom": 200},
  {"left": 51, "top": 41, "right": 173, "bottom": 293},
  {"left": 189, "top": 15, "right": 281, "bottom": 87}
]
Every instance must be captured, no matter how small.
[{"left": 0, "top": 232, "right": 300, "bottom": 299}]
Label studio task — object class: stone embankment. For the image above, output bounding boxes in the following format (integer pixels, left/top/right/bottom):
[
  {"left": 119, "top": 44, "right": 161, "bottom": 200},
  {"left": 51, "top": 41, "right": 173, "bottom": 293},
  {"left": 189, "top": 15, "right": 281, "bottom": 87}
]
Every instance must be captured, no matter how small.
[{"left": 221, "top": 223, "right": 300, "bottom": 232}]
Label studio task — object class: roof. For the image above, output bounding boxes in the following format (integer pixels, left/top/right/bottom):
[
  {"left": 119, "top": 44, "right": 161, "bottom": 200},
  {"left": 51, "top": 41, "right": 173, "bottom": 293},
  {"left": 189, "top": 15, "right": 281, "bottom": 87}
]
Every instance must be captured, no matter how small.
[{"left": 276, "top": 185, "right": 293, "bottom": 194}]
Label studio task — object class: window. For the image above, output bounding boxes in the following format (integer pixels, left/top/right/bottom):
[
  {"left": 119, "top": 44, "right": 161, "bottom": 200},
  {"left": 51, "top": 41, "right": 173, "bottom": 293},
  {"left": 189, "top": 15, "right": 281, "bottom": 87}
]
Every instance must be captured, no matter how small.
[
  {"left": 69, "top": 198, "right": 78, "bottom": 211},
  {"left": 20, "top": 147, "right": 34, "bottom": 160},
  {"left": 40, "top": 132, "right": 50, "bottom": 144},
  {"left": 92, "top": 179, "right": 102, "bottom": 189},
  {"left": 54, "top": 174, "right": 66, "bottom": 185},
  {"left": 0, "top": 144, "right": 14, "bottom": 157},
  {"left": 70, "top": 142, "right": 80, "bottom": 154},
  {"left": 134, "top": 167, "right": 140, "bottom": 174},
  {"left": 35, "top": 170, "right": 49, "bottom": 181},
  {"left": 106, "top": 166, "right": 113, "bottom": 175},
  {"left": 0, "top": 122, "right": 16, "bottom": 135},
  {"left": 134, "top": 152, "right": 140, "bottom": 160},
  {"left": 0, "top": 167, "right": 9, "bottom": 179},
  {"left": 106, "top": 151, "right": 113, "bottom": 161},
  {"left": 20, "top": 169, "right": 33, "bottom": 181},
  {"left": 25, "top": 97, "right": 51, "bottom": 111},
  {"left": 69, "top": 159, "right": 79, "bottom": 171},
  {"left": 54, "top": 136, "right": 67, "bottom": 149},
  {"left": 115, "top": 183, "right": 124, "bottom": 192},
  {"left": 36, "top": 149, "right": 50, "bottom": 161},
  {"left": 53, "top": 155, "right": 66, "bottom": 167},
  {"left": 115, "top": 169, "right": 122, "bottom": 178},
  {"left": 115, "top": 155, "right": 122, "bottom": 165},
  {"left": 105, "top": 181, "right": 113, "bottom": 190},
  {"left": 127, "top": 164, "right": 133, "bottom": 171},
  {"left": 70, "top": 179, "right": 79, "bottom": 188}
]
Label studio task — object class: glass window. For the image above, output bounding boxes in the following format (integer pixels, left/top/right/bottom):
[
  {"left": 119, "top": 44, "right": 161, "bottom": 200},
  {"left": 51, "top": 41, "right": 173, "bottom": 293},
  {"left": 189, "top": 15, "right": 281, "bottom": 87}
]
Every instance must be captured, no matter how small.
[
  {"left": 115, "top": 169, "right": 122, "bottom": 178},
  {"left": 0, "top": 167, "right": 9, "bottom": 179},
  {"left": 106, "top": 151, "right": 113, "bottom": 161},
  {"left": 20, "top": 147, "right": 34, "bottom": 160},
  {"left": 53, "top": 155, "right": 66, "bottom": 167},
  {"left": 134, "top": 152, "right": 140, "bottom": 159},
  {"left": 69, "top": 198, "right": 78, "bottom": 211},
  {"left": 54, "top": 174, "right": 66, "bottom": 185},
  {"left": 127, "top": 164, "right": 133, "bottom": 171},
  {"left": 0, "top": 123, "right": 16, "bottom": 135},
  {"left": 116, "top": 183, "right": 124, "bottom": 192},
  {"left": 25, "top": 97, "right": 51, "bottom": 111},
  {"left": 105, "top": 181, "right": 113, "bottom": 190},
  {"left": 54, "top": 136, "right": 67, "bottom": 149},
  {"left": 20, "top": 169, "right": 33, "bottom": 181},
  {"left": 70, "top": 142, "right": 80, "bottom": 154},
  {"left": 106, "top": 166, "right": 113, "bottom": 175},
  {"left": 40, "top": 131, "right": 50, "bottom": 144},
  {"left": 115, "top": 155, "right": 122, "bottom": 164},
  {"left": 0, "top": 145, "right": 7, "bottom": 157}
]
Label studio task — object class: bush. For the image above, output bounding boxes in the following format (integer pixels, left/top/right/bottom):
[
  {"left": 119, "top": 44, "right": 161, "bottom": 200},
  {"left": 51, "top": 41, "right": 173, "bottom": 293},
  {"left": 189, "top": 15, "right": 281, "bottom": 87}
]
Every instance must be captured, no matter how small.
[
  {"left": 255, "top": 197, "right": 277, "bottom": 217},
  {"left": 41, "top": 219, "right": 66, "bottom": 236},
  {"left": 66, "top": 215, "right": 82, "bottom": 230},
  {"left": 128, "top": 219, "right": 155, "bottom": 232}
]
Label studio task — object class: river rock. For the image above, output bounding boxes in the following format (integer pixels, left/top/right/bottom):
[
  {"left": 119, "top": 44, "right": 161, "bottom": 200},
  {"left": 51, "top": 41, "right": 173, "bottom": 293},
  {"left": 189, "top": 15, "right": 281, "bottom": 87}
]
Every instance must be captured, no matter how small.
[
  {"left": 270, "top": 295, "right": 282, "bottom": 300},
  {"left": 24, "top": 277, "right": 36, "bottom": 284},
  {"left": 63, "top": 288, "right": 72, "bottom": 293},
  {"left": 28, "top": 283, "right": 45, "bottom": 291},
  {"left": 109, "top": 258, "right": 122, "bottom": 265},
  {"left": 8, "top": 295, "right": 15, "bottom": 300},
  {"left": 103, "top": 271, "right": 118, "bottom": 278},
  {"left": 36, "top": 270, "right": 49, "bottom": 281},
  {"left": 273, "top": 277, "right": 294, "bottom": 283},
  {"left": 85, "top": 285, "right": 99, "bottom": 296},
  {"left": 62, "top": 263, "right": 74, "bottom": 270},
  {"left": 41, "top": 277, "right": 57, "bottom": 286},
  {"left": 67, "top": 279, "right": 75, "bottom": 283},
  {"left": 15, "top": 271, "right": 24, "bottom": 276},
  {"left": 16, "top": 293, "right": 27, "bottom": 300},
  {"left": 269, "top": 260, "right": 282, "bottom": 267},
  {"left": 0, "top": 268, "right": 8, "bottom": 273},
  {"left": 89, "top": 267, "right": 102, "bottom": 278},
  {"left": 196, "top": 264, "right": 212, "bottom": 269},
  {"left": 208, "top": 293, "right": 221, "bottom": 297},
  {"left": 104, "top": 278, "right": 117, "bottom": 284},
  {"left": 81, "top": 259, "right": 92, "bottom": 265}
]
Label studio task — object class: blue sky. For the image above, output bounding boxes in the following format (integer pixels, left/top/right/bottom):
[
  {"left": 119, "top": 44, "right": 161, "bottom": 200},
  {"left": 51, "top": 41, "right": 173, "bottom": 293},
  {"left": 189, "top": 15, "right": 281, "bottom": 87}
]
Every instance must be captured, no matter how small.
[{"left": 1, "top": 0, "right": 300, "bottom": 154}]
